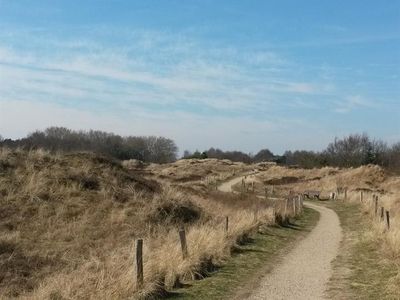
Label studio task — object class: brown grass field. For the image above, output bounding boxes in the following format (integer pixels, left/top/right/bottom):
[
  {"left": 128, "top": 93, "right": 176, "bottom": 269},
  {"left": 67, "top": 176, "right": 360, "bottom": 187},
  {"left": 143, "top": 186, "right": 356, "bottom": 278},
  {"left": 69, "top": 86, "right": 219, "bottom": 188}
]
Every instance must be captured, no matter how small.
[
  {"left": 0, "top": 148, "right": 399, "bottom": 299},
  {"left": 0, "top": 149, "right": 278, "bottom": 299}
]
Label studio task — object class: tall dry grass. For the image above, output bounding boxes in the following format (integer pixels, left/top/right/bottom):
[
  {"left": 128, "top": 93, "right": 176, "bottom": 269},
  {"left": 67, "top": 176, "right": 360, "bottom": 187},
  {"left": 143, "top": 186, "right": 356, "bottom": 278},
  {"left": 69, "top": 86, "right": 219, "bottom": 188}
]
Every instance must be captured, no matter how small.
[
  {"left": 344, "top": 190, "right": 400, "bottom": 295},
  {"left": 0, "top": 148, "right": 278, "bottom": 299},
  {"left": 16, "top": 195, "right": 274, "bottom": 299}
]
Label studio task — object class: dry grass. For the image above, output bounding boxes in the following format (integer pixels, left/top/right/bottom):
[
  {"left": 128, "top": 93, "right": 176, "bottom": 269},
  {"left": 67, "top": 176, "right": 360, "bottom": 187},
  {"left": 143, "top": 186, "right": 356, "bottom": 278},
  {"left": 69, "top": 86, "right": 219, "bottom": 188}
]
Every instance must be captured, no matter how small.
[
  {"left": 0, "top": 149, "right": 276, "bottom": 299},
  {"left": 354, "top": 192, "right": 400, "bottom": 296}
]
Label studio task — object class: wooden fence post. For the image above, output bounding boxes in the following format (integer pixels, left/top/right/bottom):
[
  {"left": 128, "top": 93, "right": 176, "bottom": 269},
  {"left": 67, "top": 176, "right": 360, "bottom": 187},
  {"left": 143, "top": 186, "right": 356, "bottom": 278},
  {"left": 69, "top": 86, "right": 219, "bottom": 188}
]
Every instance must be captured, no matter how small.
[
  {"left": 374, "top": 196, "right": 378, "bottom": 216},
  {"left": 386, "top": 211, "right": 390, "bottom": 230},
  {"left": 179, "top": 228, "right": 188, "bottom": 259},
  {"left": 284, "top": 198, "right": 288, "bottom": 219},
  {"left": 136, "top": 239, "right": 144, "bottom": 289},
  {"left": 225, "top": 216, "right": 229, "bottom": 233},
  {"left": 344, "top": 188, "right": 348, "bottom": 201},
  {"left": 360, "top": 191, "right": 363, "bottom": 203},
  {"left": 293, "top": 198, "right": 296, "bottom": 216},
  {"left": 380, "top": 207, "right": 385, "bottom": 221}
]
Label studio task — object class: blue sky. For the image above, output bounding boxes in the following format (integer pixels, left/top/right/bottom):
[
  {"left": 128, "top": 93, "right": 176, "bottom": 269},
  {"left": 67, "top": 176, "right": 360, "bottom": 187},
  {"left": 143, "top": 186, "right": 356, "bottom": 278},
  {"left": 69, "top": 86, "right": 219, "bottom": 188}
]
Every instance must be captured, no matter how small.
[{"left": 0, "top": 0, "right": 399, "bottom": 154}]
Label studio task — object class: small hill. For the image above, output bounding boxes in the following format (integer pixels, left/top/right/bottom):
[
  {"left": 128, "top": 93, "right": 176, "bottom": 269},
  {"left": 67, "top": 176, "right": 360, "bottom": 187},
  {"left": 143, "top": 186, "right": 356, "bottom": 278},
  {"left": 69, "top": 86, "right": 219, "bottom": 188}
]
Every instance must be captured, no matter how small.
[{"left": 0, "top": 149, "right": 272, "bottom": 299}]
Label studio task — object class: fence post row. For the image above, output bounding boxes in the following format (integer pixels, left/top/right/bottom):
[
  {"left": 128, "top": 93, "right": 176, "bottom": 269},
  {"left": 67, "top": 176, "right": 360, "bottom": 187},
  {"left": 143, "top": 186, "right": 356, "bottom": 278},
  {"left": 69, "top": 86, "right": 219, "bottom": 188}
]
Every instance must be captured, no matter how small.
[
  {"left": 179, "top": 228, "right": 189, "bottom": 259},
  {"left": 136, "top": 239, "right": 144, "bottom": 289}
]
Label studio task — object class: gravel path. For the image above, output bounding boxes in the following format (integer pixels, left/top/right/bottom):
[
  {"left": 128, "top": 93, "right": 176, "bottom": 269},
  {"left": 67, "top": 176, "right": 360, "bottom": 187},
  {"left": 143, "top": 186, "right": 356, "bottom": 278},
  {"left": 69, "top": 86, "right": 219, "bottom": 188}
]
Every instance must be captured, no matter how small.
[
  {"left": 247, "top": 202, "right": 342, "bottom": 300},
  {"left": 219, "top": 175, "right": 342, "bottom": 299}
]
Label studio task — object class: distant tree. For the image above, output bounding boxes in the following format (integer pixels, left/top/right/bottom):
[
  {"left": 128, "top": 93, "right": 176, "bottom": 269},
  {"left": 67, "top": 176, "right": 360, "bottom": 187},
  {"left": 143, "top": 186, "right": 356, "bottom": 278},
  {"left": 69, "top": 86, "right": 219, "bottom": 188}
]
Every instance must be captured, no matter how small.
[
  {"left": 145, "top": 136, "right": 178, "bottom": 163},
  {"left": 386, "top": 142, "right": 400, "bottom": 173},
  {"left": 282, "top": 150, "right": 323, "bottom": 168},
  {"left": 205, "top": 148, "right": 252, "bottom": 163},
  {"left": 253, "top": 149, "right": 274, "bottom": 162},
  {"left": 183, "top": 150, "right": 192, "bottom": 159},
  {"left": 325, "top": 133, "right": 372, "bottom": 167}
]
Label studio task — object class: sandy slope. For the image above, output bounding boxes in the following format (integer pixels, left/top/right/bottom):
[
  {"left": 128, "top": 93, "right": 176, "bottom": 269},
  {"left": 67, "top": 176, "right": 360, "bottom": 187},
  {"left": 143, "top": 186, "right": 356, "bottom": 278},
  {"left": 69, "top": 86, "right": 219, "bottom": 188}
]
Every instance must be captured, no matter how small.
[{"left": 247, "top": 202, "right": 342, "bottom": 300}]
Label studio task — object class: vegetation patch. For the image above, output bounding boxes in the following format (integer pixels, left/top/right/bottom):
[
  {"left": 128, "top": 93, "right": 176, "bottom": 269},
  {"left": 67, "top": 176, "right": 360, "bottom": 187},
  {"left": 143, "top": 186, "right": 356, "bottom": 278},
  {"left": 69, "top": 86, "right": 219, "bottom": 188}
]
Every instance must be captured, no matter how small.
[
  {"left": 326, "top": 201, "right": 399, "bottom": 300},
  {"left": 147, "top": 200, "right": 202, "bottom": 225},
  {"left": 264, "top": 176, "right": 300, "bottom": 185}
]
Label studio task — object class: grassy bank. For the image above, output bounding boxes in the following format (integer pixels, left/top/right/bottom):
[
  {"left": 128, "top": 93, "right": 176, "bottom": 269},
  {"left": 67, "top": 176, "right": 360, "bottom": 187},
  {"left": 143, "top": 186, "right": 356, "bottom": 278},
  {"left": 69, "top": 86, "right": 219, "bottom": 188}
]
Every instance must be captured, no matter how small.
[
  {"left": 167, "top": 207, "right": 319, "bottom": 300},
  {"left": 325, "top": 201, "right": 399, "bottom": 300}
]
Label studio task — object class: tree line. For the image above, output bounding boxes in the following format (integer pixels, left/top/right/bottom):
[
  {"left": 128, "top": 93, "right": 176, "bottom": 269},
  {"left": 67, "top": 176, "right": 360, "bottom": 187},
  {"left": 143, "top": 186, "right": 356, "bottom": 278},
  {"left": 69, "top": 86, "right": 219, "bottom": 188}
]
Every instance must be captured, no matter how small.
[
  {"left": 1, "top": 129, "right": 399, "bottom": 172},
  {"left": 183, "top": 148, "right": 274, "bottom": 164},
  {"left": 0, "top": 127, "right": 178, "bottom": 163},
  {"left": 184, "top": 133, "right": 400, "bottom": 173}
]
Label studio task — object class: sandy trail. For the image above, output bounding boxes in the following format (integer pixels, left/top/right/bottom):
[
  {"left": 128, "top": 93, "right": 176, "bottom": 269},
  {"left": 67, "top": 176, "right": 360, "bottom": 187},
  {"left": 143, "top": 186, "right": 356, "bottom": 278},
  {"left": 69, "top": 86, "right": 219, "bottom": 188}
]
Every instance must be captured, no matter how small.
[
  {"left": 248, "top": 202, "right": 342, "bottom": 300},
  {"left": 218, "top": 173, "right": 258, "bottom": 193},
  {"left": 219, "top": 176, "right": 342, "bottom": 300},
  {"left": 218, "top": 176, "right": 243, "bottom": 192}
]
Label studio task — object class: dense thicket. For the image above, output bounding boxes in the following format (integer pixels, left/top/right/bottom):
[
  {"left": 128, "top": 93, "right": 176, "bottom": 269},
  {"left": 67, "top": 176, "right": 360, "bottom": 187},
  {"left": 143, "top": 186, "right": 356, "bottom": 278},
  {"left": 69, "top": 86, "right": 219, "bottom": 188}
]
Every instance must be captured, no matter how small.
[
  {"left": 183, "top": 147, "right": 273, "bottom": 163},
  {"left": 0, "top": 127, "right": 178, "bottom": 163},
  {"left": 284, "top": 134, "right": 400, "bottom": 173}
]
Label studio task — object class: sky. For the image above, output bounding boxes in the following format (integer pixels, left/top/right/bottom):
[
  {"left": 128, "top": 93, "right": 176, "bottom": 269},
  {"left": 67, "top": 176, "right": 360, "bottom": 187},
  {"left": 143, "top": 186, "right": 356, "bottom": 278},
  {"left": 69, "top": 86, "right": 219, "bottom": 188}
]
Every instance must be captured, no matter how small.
[{"left": 0, "top": 0, "right": 399, "bottom": 154}]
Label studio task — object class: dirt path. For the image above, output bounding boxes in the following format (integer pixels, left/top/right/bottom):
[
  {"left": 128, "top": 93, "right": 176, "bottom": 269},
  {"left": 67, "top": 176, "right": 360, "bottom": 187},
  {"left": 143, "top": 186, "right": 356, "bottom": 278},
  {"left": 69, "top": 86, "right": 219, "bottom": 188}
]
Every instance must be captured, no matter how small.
[
  {"left": 219, "top": 176, "right": 343, "bottom": 300},
  {"left": 247, "top": 202, "right": 342, "bottom": 300},
  {"left": 218, "top": 173, "right": 258, "bottom": 193}
]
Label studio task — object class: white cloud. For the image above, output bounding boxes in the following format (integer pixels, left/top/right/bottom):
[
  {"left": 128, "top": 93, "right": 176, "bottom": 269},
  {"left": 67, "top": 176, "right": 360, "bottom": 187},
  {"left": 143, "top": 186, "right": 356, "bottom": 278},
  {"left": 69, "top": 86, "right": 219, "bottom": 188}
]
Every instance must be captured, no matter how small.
[{"left": 334, "top": 95, "right": 375, "bottom": 113}]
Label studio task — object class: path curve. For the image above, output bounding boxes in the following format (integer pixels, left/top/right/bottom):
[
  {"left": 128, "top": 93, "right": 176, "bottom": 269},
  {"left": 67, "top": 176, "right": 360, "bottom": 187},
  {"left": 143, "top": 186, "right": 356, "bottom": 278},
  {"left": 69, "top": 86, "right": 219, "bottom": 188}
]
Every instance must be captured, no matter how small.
[
  {"left": 218, "top": 176, "right": 244, "bottom": 192},
  {"left": 218, "top": 173, "right": 259, "bottom": 193},
  {"left": 248, "top": 202, "right": 342, "bottom": 300},
  {"left": 218, "top": 175, "right": 342, "bottom": 300}
]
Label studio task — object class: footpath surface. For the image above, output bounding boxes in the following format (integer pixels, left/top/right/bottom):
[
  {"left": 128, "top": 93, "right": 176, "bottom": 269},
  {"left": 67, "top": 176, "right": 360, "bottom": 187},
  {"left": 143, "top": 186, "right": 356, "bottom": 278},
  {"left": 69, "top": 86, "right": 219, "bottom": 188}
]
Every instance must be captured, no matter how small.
[
  {"left": 247, "top": 202, "right": 342, "bottom": 300},
  {"left": 219, "top": 175, "right": 342, "bottom": 300}
]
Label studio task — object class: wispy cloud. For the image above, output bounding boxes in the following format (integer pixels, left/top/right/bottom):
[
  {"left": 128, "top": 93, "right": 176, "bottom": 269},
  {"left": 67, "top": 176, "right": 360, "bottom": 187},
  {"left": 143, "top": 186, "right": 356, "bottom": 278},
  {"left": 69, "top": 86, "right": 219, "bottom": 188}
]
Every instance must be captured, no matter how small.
[
  {"left": 334, "top": 95, "right": 376, "bottom": 113},
  {"left": 0, "top": 27, "right": 334, "bottom": 117},
  {"left": 0, "top": 25, "right": 396, "bottom": 152}
]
